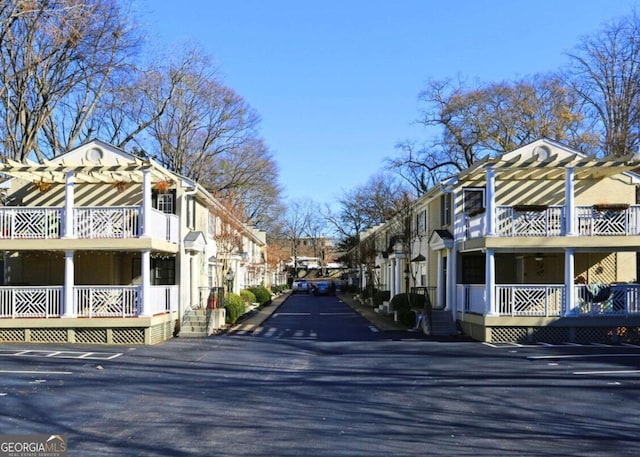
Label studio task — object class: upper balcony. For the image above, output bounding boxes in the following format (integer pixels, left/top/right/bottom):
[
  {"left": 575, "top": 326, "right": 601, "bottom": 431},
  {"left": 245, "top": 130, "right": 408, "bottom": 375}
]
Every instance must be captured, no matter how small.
[
  {"left": 464, "top": 204, "right": 640, "bottom": 239},
  {"left": 0, "top": 206, "right": 179, "bottom": 243}
]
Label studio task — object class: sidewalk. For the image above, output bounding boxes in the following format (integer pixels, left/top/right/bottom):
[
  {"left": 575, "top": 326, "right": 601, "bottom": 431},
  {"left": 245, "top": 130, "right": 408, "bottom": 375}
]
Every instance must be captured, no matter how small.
[
  {"left": 226, "top": 289, "right": 407, "bottom": 335},
  {"left": 336, "top": 291, "right": 407, "bottom": 331}
]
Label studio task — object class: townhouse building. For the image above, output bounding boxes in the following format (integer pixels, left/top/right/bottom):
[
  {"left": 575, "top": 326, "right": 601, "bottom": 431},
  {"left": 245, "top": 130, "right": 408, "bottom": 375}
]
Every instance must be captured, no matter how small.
[
  {"left": 358, "top": 139, "right": 640, "bottom": 343},
  {"left": 0, "top": 139, "right": 267, "bottom": 344}
]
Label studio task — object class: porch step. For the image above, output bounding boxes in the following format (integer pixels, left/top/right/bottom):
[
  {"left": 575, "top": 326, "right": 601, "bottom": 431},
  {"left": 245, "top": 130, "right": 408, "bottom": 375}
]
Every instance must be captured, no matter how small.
[
  {"left": 180, "top": 309, "right": 209, "bottom": 337},
  {"left": 424, "top": 310, "right": 457, "bottom": 337}
]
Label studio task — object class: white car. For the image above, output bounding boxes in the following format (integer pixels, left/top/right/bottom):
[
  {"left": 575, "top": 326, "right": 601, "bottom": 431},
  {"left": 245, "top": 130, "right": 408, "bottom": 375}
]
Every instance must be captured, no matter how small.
[{"left": 291, "top": 279, "right": 309, "bottom": 294}]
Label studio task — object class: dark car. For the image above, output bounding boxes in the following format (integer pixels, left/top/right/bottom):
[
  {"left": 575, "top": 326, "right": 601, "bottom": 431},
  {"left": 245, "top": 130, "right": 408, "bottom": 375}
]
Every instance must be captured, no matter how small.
[{"left": 311, "top": 280, "right": 335, "bottom": 296}]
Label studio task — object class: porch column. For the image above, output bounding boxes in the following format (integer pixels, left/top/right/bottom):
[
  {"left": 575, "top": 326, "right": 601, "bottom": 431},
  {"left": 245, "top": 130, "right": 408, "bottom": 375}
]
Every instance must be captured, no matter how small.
[
  {"left": 565, "top": 167, "right": 577, "bottom": 236},
  {"left": 395, "top": 257, "right": 404, "bottom": 296},
  {"left": 141, "top": 168, "right": 152, "bottom": 238},
  {"left": 389, "top": 259, "right": 396, "bottom": 297},
  {"left": 486, "top": 248, "right": 496, "bottom": 315},
  {"left": 486, "top": 166, "right": 496, "bottom": 236},
  {"left": 190, "top": 253, "right": 199, "bottom": 308},
  {"left": 445, "top": 248, "right": 453, "bottom": 311},
  {"left": 564, "top": 248, "right": 576, "bottom": 316},
  {"left": 63, "top": 171, "right": 75, "bottom": 238},
  {"left": 140, "top": 249, "right": 152, "bottom": 316},
  {"left": 62, "top": 250, "right": 75, "bottom": 317},
  {"left": 437, "top": 250, "right": 444, "bottom": 308}
]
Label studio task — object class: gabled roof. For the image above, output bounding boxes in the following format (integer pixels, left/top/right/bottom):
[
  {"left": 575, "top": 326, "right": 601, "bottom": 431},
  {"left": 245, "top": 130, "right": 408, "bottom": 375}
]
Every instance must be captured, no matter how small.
[
  {"left": 0, "top": 139, "right": 185, "bottom": 186},
  {"left": 452, "top": 138, "right": 640, "bottom": 183}
]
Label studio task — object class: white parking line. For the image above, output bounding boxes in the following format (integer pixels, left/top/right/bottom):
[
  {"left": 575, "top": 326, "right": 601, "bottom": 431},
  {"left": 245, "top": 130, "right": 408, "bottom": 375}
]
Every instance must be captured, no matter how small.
[
  {"left": 528, "top": 353, "right": 640, "bottom": 360},
  {"left": 574, "top": 370, "right": 640, "bottom": 375},
  {"left": 0, "top": 350, "right": 122, "bottom": 360},
  {"left": 0, "top": 370, "right": 72, "bottom": 375}
]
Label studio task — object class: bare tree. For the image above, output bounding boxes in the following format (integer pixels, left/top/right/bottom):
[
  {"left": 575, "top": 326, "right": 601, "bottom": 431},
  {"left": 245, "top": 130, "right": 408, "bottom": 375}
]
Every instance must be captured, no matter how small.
[
  {"left": 282, "top": 199, "right": 313, "bottom": 274},
  {"left": 0, "top": 0, "right": 140, "bottom": 161},
  {"left": 390, "top": 74, "right": 598, "bottom": 193},
  {"left": 566, "top": 10, "right": 640, "bottom": 156}
]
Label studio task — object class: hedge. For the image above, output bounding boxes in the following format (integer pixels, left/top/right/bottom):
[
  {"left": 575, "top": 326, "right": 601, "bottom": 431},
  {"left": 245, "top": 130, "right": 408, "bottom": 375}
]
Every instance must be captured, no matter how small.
[{"left": 225, "top": 293, "right": 246, "bottom": 324}]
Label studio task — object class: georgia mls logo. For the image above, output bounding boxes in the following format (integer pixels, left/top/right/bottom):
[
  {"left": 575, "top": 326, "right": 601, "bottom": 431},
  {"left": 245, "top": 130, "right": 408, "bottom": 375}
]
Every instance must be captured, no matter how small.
[{"left": 0, "top": 434, "right": 67, "bottom": 457}]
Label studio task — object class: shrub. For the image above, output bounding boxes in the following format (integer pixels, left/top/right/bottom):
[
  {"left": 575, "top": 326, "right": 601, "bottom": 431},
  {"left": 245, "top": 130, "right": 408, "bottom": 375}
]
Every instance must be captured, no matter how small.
[
  {"left": 249, "top": 287, "right": 272, "bottom": 306},
  {"left": 240, "top": 289, "right": 257, "bottom": 304},
  {"left": 390, "top": 293, "right": 426, "bottom": 328},
  {"left": 372, "top": 290, "right": 391, "bottom": 308},
  {"left": 225, "top": 293, "right": 246, "bottom": 324}
]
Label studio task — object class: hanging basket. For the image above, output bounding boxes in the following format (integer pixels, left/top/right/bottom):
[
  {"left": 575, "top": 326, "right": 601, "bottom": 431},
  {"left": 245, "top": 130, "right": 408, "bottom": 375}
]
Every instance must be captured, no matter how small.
[
  {"left": 153, "top": 180, "right": 171, "bottom": 193},
  {"left": 32, "top": 179, "right": 52, "bottom": 193}
]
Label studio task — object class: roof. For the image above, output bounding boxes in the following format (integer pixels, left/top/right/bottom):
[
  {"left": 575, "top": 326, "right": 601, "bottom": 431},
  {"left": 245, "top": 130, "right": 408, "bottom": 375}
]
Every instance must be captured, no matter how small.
[{"left": 452, "top": 138, "right": 640, "bottom": 183}]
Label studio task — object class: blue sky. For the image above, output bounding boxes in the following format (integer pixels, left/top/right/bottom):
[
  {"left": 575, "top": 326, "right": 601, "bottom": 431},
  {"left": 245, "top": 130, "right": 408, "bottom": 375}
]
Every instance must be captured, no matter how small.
[{"left": 140, "top": 0, "right": 638, "bottom": 209}]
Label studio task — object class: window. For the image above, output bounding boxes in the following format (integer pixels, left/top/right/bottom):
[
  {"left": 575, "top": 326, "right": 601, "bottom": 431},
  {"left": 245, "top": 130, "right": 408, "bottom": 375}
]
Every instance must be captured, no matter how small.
[
  {"left": 463, "top": 188, "right": 485, "bottom": 214},
  {"left": 441, "top": 194, "right": 452, "bottom": 226},
  {"left": 416, "top": 210, "right": 427, "bottom": 235},
  {"left": 153, "top": 190, "right": 176, "bottom": 215},
  {"left": 151, "top": 257, "right": 176, "bottom": 285},
  {"left": 186, "top": 196, "right": 196, "bottom": 229}
]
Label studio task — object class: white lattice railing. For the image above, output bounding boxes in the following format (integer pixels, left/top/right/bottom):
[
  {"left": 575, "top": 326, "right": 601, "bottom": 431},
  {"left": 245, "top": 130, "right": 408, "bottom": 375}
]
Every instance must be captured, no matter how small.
[
  {"left": 575, "top": 284, "right": 640, "bottom": 316},
  {"left": 0, "top": 206, "right": 178, "bottom": 242},
  {"left": 496, "top": 285, "right": 564, "bottom": 317},
  {"left": 0, "top": 208, "right": 61, "bottom": 239},
  {"left": 496, "top": 206, "right": 564, "bottom": 237},
  {"left": 465, "top": 205, "right": 640, "bottom": 239},
  {"left": 75, "top": 286, "right": 139, "bottom": 317},
  {"left": 74, "top": 206, "right": 140, "bottom": 238},
  {"left": 0, "top": 286, "right": 62, "bottom": 317}
]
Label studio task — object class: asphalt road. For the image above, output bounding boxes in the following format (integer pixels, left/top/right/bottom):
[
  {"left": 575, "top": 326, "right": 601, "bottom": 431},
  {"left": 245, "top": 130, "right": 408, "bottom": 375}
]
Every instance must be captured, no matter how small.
[{"left": 0, "top": 293, "right": 639, "bottom": 456}]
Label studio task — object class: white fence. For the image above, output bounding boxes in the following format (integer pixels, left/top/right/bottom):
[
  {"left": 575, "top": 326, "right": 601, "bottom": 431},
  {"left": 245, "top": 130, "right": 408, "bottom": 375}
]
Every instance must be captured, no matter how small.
[
  {"left": 0, "top": 206, "right": 178, "bottom": 243},
  {"left": 0, "top": 285, "right": 178, "bottom": 318},
  {"left": 464, "top": 205, "right": 640, "bottom": 239},
  {"left": 457, "top": 283, "right": 640, "bottom": 317}
]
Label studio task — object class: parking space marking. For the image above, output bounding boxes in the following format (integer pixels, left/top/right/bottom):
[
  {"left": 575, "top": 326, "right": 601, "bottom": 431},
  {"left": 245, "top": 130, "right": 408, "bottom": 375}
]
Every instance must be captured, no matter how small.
[
  {"left": 0, "top": 370, "right": 73, "bottom": 375},
  {"left": 574, "top": 369, "right": 640, "bottom": 375},
  {"left": 0, "top": 349, "right": 122, "bottom": 360},
  {"left": 484, "top": 342, "right": 640, "bottom": 349},
  {"left": 527, "top": 353, "right": 640, "bottom": 360}
]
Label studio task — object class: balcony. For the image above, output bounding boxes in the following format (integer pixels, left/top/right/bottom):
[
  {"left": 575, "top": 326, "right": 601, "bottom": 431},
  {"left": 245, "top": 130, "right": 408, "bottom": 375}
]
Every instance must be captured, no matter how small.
[
  {"left": 0, "top": 285, "right": 178, "bottom": 318},
  {"left": 457, "top": 283, "right": 640, "bottom": 317},
  {"left": 464, "top": 204, "right": 640, "bottom": 239},
  {"left": 0, "top": 206, "right": 178, "bottom": 243}
]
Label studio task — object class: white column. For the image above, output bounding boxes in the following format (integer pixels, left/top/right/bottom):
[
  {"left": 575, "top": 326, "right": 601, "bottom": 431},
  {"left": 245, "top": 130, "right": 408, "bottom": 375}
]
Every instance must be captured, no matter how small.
[
  {"left": 140, "top": 250, "right": 152, "bottom": 316},
  {"left": 62, "top": 250, "right": 75, "bottom": 317},
  {"left": 389, "top": 259, "right": 396, "bottom": 297},
  {"left": 395, "top": 258, "right": 403, "bottom": 296},
  {"left": 445, "top": 248, "right": 453, "bottom": 311},
  {"left": 141, "top": 169, "right": 152, "bottom": 237},
  {"left": 564, "top": 248, "right": 576, "bottom": 316},
  {"left": 190, "top": 253, "right": 199, "bottom": 308},
  {"left": 63, "top": 171, "right": 75, "bottom": 238},
  {"left": 565, "top": 167, "right": 577, "bottom": 235},
  {"left": 486, "top": 166, "right": 496, "bottom": 236},
  {"left": 437, "top": 250, "right": 444, "bottom": 308},
  {"left": 486, "top": 248, "right": 496, "bottom": 315}
]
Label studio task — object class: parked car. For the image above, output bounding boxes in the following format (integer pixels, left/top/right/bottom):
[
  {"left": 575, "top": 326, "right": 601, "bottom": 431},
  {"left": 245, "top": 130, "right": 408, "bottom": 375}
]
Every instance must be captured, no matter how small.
[
  {"left": 311, "top": 280, "right": 335, "bottom": 296},
  {"left": 291, "top": 279, "right": 310, "bottom": 294}
]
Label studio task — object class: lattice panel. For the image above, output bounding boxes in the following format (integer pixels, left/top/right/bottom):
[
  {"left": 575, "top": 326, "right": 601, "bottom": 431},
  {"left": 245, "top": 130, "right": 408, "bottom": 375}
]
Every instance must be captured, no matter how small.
[
  {"left": 512, "top": 288, "right": 546, "bottom": 315},
  {"left": 593, "top": 209, "right": 626, "bottom": 235},
  {"left": 0, "top": 329, "right": 25, "bottom": 342},
  {"left": 75, "top": 328, "right": 108, "bottom": 344},
  {"left": 31, "top": 329, "right": 67, "bottom": 343},
  {"left": 112, "top": 328, "right": 144, "bottom": 344},
  {"left": 150, "top": 322, "right": 174, "bottom": 344},
  {"left": 490, "top": 327, "right": 528, "bottom": 343},
  {"left": 530, "top": 327, "right": 569, "bottom": 343},
  {"left": 14, "top": 289, "right": 59, "bottom": 317},
  {"left": 589, "top": 253, "right": 616, "bottom": 285}
]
